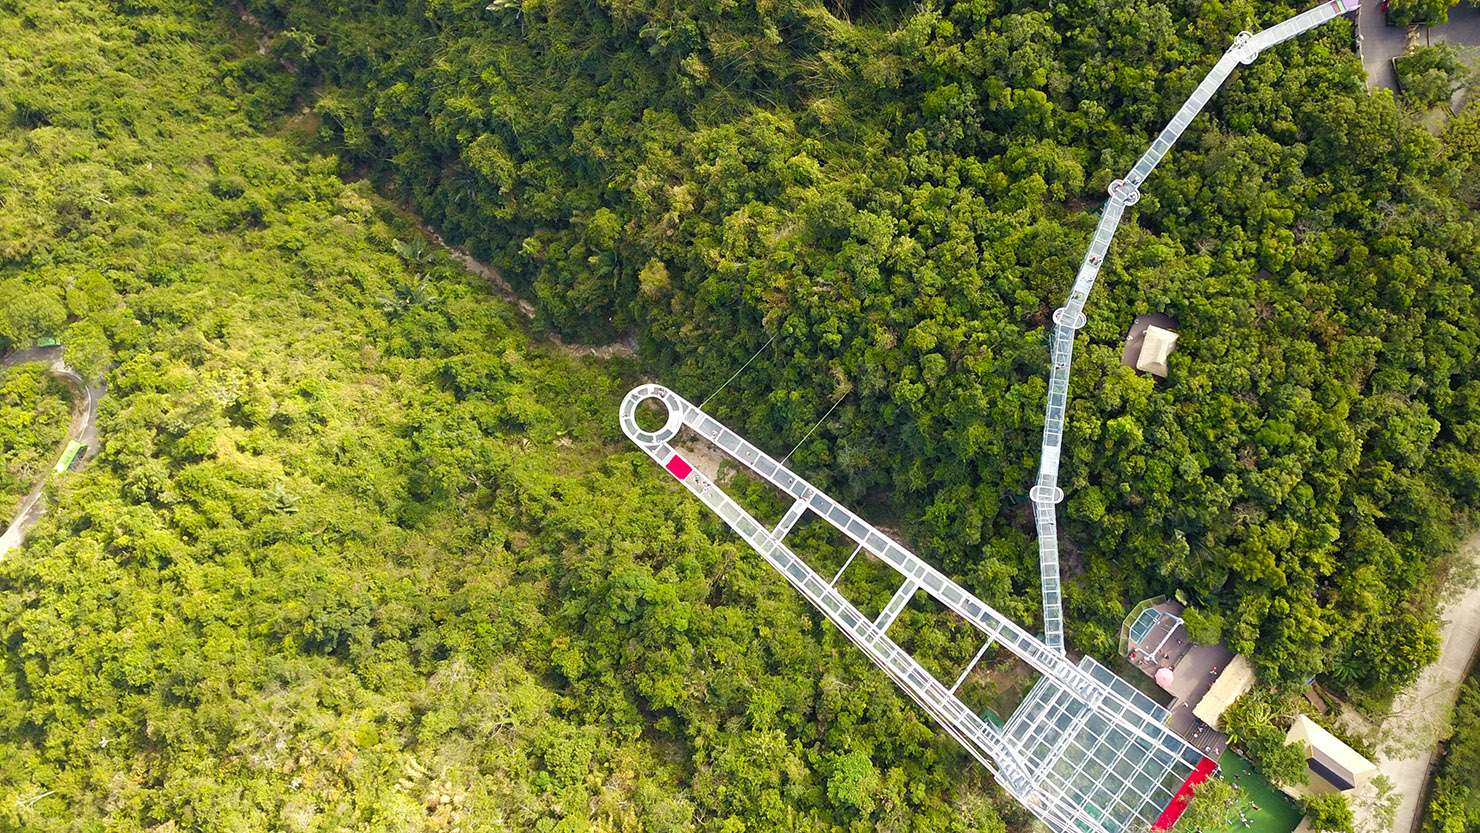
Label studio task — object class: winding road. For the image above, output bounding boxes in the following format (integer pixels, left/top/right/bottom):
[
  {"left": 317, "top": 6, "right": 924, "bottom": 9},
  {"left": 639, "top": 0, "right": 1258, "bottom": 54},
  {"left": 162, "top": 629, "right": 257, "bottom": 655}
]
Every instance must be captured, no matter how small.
[{"left": 0, "top": 346, "right": 103, "bottom": 560}]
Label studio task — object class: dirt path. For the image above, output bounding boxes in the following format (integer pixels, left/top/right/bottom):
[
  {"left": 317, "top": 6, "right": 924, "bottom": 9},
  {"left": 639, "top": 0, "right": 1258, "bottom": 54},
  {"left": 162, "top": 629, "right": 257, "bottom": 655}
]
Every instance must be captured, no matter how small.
[
  {"left": 1353, "top": 532, "right": 1480, "bottom": 833},
  {"left": 232, "top": 2, "right": 634, "bottom": 364},
  {"left": 0, "top": 347, "right": 104, "bottom": 560},
  {"left": 416, "top": 224, "right": 638, "bottom": 361}
]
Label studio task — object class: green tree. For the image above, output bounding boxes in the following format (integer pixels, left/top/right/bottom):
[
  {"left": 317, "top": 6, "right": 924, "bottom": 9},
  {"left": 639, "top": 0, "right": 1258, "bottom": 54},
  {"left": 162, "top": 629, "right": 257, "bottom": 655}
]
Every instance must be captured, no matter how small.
[
  {"left": 1386, "top": 0, "right": 1459, "bottom": 24},
  {"left": 1263, "top": 742, "right": 1313, "bottom": 789},
  {"left": 0, "top": 363, "right": 72, "bottom": 519},
  {"left": 1424, "top": 681, "right": 1480, "bottom": 833},
  {"left": 1395, "top": 44, "right": 1471, "bottom": 107},
  {"left": 1172, "top": 777, "right": 1249, "bottom": 833},
  {"left": 1182, "top": 606, "right": 1225, "bottom": 645},
  {"left": 0, "top": 282, "right": 66, "bottom": 350},
  {"left": 1305, "top": 793, "right": 1356, "bottom": 833},
  {"left": 827, "top": 748, "right": 883, "bottom": 815}
]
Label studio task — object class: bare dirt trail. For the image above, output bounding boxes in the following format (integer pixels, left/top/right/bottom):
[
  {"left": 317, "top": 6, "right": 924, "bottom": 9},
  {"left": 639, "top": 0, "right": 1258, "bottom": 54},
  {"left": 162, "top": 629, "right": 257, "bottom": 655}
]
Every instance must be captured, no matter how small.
[
  {"left": 0, "top": 347, "right": 104, "bottom": 559},
  {"left": 229, "top": 3, "right": 633, "bottom": 365},
  {"left": 416, "top": 224, "right": 638, "bottom": 361},
  {"left": 1351, "top": 531, "right": 1480, "bottom": 833}
]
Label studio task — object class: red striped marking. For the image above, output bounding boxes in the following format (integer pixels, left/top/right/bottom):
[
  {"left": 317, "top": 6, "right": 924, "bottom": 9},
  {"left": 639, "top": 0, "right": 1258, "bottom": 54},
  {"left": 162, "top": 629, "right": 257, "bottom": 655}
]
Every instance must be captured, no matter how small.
[
  {"left": 1152, "top": 757, "right": 1218, "bottom": 831},
  {"left": 665, "top": 454, "right": 693, "bottom": 480}
]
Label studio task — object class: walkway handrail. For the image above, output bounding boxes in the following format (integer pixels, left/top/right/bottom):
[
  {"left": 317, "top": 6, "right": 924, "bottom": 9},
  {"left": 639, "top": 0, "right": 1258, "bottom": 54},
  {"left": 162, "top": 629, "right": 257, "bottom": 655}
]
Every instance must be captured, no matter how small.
[{"left": 618, "top": 383, "right": 1194, "bottom": 833}]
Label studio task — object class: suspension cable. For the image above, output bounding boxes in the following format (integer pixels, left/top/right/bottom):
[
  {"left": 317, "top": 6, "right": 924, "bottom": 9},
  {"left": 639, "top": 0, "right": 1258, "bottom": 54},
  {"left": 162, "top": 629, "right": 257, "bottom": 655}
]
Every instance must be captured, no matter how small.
[
  {"left": 698, "top": 332, "right": 776, "bottom": 411},
  {"left": 780, "top": 390, "right": 848, "bottom": 467}
]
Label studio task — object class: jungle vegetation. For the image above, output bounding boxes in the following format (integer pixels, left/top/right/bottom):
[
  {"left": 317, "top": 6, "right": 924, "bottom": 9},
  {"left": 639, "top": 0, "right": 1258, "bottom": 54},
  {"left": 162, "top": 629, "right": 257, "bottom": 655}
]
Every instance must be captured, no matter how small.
[
  {"left": 1386, "top": 0, "right": 1467, "bottom": 27},
  {"left": 0, "top": 2, "right": 1010, "bottom": 830},
  {"left": 0, "top": 0, "right": 1478, "bottom": 830},
  {"left": 0, "top": 363, "right": 71, "bottom": 525},
  {"left": 1170, "top": 777, "right": 1251, "bottom": 833},
  {"left": 1423, "top": 671, "right": 1480, "bottom": 833},
  {"left": 248, "top": 0, "right": 1480, "bottom": 695},
  {"left": 1394, "top": 44, "right": 1474, "bottom": 109}
]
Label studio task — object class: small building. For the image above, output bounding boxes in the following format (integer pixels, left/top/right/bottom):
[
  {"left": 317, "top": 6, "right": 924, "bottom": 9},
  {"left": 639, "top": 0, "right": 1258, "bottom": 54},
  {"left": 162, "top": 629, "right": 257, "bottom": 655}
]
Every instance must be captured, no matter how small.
[
  {"left": 1121, "top": 314, "right": 1180, "bottom": 378},
  {"left": 1120, "top": 597, "right": 1248, "bottom": 759},
  {"left": 1193, "top": 654, "right": 1255, "bottom": 728},
  {"left": 1284, "top": 715, "right": 1378, "bottom": 795},
  {"left": 1137, "top": 327, "right": 1179, "bottom": 377}
]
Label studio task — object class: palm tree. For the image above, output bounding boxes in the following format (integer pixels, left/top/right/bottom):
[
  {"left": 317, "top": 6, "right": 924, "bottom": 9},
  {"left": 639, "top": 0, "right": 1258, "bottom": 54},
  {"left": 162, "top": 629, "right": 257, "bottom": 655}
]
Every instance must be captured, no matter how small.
[
  {"left": 1328, "top": 651, "right": 1363, "bottom": 686},
  {"left": 391, "top": 235, "right": 433, "bottom": 266},
  {"left": 268, "top": 483, "right": 300, "bottom": 514},
  {"left": 378, "top": 280, "right": 439, "bottom": 317}
]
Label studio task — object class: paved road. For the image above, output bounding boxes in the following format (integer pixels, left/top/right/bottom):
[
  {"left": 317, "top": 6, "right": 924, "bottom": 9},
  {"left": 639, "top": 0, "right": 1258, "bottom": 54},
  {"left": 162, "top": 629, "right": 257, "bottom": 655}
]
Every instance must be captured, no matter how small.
[
  {"left": 1426, "top": 2, "right": 1480, "bottom": 110},
  {"left": 1426, "top": 2, "right": 1480, "bottom": 47},
  {"left": 1356, "top": 532, "right": 1480, "bottom": 833},
  {"left": 1358, "top": 0, "right": 1407, "bottom": 91},
  {"left": 1347, "top": 21, "right": 1480, "bottom": 823},
  {"left": 0, "top": 347, "right": 104, "bottom": 559},
  {"left": 1359, "top": 0, "right": 1480, "bottom": 97}
]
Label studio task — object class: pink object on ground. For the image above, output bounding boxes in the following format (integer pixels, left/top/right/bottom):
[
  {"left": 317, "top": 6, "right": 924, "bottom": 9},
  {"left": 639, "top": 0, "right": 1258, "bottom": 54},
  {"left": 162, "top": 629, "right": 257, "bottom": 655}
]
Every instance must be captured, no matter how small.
[
  {"left": 1155, "top": 667, "right": 1175, "bottom": 687},
  {"left": 665, "top": 455, "right": 693, "bottom": 480}
]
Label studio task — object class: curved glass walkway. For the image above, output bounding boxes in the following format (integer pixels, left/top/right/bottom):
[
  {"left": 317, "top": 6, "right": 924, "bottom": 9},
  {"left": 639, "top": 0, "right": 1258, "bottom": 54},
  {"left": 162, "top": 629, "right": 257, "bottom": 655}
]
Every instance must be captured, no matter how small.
[{"left": 1032, "top": 0, "right": 1361, "bottom": 653}]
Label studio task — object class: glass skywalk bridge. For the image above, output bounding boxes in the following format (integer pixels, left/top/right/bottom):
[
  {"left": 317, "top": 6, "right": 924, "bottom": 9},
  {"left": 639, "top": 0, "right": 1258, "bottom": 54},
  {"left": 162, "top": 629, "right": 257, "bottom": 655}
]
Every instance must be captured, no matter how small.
[
  {"left": 1031, "top": 0, "right": 1361, "bottom": 656},
  {"left": 620, "top": 2, "right": 1359, "bottom": 830},
  {"left": 620, "top": 384, "right": 1205, "bottom": 833}
]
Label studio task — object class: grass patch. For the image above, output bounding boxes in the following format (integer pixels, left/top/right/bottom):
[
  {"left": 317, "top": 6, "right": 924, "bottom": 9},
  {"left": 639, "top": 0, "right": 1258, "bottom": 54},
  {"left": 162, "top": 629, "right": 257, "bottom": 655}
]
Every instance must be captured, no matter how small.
[{"left": 1217, "top": 750, "right": 1303, "bottom": 833}]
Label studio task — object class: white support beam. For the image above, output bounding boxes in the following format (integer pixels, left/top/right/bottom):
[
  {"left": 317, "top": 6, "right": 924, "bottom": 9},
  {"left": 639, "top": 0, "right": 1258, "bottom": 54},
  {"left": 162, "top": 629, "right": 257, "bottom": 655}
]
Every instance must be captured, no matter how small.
[
  {"left": 875, "top": 580, "right": 918, "bottom": 635},
  {"left": 771, "top": 495, "right": 809, "bottom": 541},
  {"left": 831, "top": 542, "right": 864, "bottom": 587},
  {"left": 950, "top": 637, "right": 997, "bottom": 695}
]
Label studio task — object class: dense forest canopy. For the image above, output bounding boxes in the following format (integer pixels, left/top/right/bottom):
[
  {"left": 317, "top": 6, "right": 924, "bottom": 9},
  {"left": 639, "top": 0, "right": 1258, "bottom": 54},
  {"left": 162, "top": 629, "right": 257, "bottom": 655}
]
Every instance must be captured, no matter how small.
[
  {"left": 0, "top": 2, "right": 1011, "bottom": 829},
  {"left": 247, "top": 0, "right": 1479, "bottom": 691},
  {"left": 1, "top": 0, "right": 1478, "bottom": 829}
]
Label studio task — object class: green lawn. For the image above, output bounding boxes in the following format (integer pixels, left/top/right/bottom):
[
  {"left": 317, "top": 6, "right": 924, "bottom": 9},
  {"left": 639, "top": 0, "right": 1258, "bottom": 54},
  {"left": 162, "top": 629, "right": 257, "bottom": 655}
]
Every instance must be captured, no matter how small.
[{"left": 1217, "top": 751, "right": 1303, "bottom": 833}]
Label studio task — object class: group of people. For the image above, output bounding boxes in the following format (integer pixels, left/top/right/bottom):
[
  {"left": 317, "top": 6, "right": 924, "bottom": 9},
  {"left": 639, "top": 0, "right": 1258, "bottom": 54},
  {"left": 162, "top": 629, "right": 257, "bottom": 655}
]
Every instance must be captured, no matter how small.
[{"left": 1223, "top": 782, "right": 1261, "bottom": 829}]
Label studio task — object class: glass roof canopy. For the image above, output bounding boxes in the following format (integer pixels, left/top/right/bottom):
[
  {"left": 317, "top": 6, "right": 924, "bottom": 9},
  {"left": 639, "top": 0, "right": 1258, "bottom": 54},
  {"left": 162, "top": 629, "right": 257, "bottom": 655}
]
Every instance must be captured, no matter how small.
[
  {"left": 1129, "top": 609, "right": 1164, "bottom": 645},
  {"left": 1004, "top": 657, "right": 1202, "bottom": 833}
]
